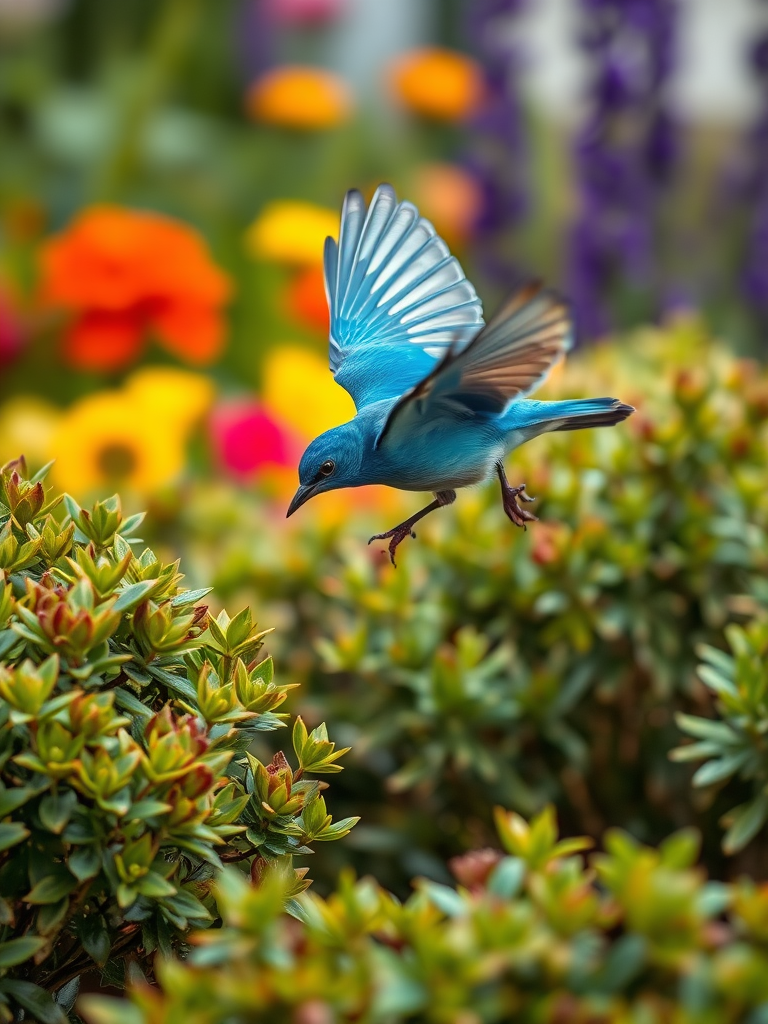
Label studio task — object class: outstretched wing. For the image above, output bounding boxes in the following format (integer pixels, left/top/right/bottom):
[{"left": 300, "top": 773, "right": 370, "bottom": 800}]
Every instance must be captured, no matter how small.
[
  {"left": 376, "top": 283, "right": 573, "bottom": 447},
  {"left": 324, "top": 184, "right": 484, "bottom": 409}
]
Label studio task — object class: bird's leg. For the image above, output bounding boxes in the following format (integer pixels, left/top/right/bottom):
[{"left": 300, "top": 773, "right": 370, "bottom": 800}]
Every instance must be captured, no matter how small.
[
  {"left": 369, "top": 490, "right": 456, "bottom": 567},
  {"left": 496, "top": 461, "right": 538, "bottom": 530}
]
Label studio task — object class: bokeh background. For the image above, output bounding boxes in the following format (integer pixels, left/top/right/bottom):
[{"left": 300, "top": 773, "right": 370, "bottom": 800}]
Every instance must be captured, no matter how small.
[
  {"left": 4, "top": 0, "right": 768, "bottom": 897},
  {"left": 2, "top": 0, "right": 768, "bottom": 502}
]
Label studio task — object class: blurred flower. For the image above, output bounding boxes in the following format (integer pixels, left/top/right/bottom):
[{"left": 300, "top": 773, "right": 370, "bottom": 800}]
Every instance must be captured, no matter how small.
[
  {"left": 50, "top": 391, "right": 188, "bottom": 498},
  {"left": 125, "top": 367, "right": 216, "bottom": 432},
  {"left": 737, "top": 24, "right": 768, "bottom": 323},
  {"left": 40, "top": 206, "right": 231, "bottom": 372},
  {"left": 0, "top": 396, "right": 60, "bottom": 467},
  {"left": 262, "top": 345, "right": 354, "bottom": 439},
  {"left": 0, "top": 284, "right": 22, "bottom": 368},
  {"left": 465, "top": 0, "right": 530, "bottom": 287},
  {"left": 246, "top": 201, "right": 337, "bottom": 266},
  {"left": 410, "top": 163, "right": 484, "bottom": 248},
  {"left": 209, "top": 400, "right": 298, "bottom": 479},
  {"left": 246, "top": 66, "right": 354, "bottom": 130},
  {"left": 388, "top": 47, "right": 485, "bottom": 122},
  {"left": 264, "top": 0, "right": 345, "bottom": 24},
  {"left": 568, "top": 0, "right": 679, "bottom": 340},
  {"left": 283, "top": 265, "right": 329, "bottom": 333}
]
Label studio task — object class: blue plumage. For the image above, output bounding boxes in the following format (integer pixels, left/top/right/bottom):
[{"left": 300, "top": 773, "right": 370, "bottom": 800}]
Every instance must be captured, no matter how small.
[{"left": 287, "top": 184, "right": 634, "bottom": 564}]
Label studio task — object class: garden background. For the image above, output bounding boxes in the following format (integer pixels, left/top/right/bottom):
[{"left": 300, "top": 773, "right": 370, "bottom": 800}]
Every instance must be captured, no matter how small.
[{"left": 4, "top": 0, "right": 768, "bottom": 1020}]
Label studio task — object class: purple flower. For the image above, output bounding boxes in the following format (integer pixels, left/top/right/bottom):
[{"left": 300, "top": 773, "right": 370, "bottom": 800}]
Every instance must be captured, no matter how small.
[
  {"left": 463, "top": 0, "right": 530, "bottom": 289},
  {"left": 737, "top": 15, "right": 768, "bottom": 319},
  {"left": 568, "top": 0, "right": 680, "bottom": 341}
]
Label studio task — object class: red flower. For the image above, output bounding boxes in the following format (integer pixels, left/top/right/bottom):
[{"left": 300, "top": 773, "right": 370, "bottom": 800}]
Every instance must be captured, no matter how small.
[
  {"left": 40, "top": 206, "right": 232, "bottom": 372},
  {"left": 283, "top": 265, "right": 330, "bottom": 334},
  {"left": 0, "top": 284, "right": 22, "bottom": 369}
]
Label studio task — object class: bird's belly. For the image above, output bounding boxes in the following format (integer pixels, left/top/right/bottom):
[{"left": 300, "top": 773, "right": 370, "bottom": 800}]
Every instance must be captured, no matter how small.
[{"left": 376, "top": 424, "right": 504, "bottom": 492}]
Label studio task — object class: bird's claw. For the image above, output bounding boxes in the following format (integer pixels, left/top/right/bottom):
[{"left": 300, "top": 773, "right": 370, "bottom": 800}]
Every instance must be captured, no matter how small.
[
  {"left": 502, "top": 483, "right": 539, "bottom": 531},
  {"left": 368, "top": 524, "right": 417, "bottom": 566}
]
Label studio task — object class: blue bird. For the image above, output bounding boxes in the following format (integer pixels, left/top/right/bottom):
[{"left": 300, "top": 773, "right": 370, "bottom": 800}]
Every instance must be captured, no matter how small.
[{"left": 287, "top": 184, "right": 634, "bottom": 565}]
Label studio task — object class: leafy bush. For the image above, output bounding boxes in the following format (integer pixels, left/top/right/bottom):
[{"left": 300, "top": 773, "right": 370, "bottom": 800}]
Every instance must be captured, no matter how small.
[
  {"left": 169, "top": 320, "right": 768, "bottom": 889},
  {"left": 80, "top": 807, "right": 768, "bottom": 1024},
  {"left": 0, "top": 457, "right": 355, "bottom": 1023},
  {"left": 675, "top": 615, "right": 768, "bottom": 855}
]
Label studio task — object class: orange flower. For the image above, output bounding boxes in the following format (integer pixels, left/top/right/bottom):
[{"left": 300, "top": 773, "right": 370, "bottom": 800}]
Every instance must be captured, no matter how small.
[
  {"left": 410, "top": 163, "right": 484, "bottom": 247},
  {"left": 40, "top": 206, "right": 231, "bottom": 372},
  {"left": 246, "top": 66, "right": 354, "bottom": 130},
  {"left": 388, "top": 47, "right": 485, "bottom": 122},
  {"left": 283, "top": 265, "right": 329, "bottom": 334}
]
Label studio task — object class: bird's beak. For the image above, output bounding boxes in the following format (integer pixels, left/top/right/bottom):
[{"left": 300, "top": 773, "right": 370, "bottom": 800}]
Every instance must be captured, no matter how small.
[{"left": 286, "top": 482, "right": 317, "bottom": 518}]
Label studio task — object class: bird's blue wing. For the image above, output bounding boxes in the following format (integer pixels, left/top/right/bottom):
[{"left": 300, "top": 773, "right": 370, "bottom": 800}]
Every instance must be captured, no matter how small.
[
  {"left": 324, "top": 184, "right": 485, "bottom": 409},
  {"left": 375, "top": 282, "right": 573, "bottom": 448}
]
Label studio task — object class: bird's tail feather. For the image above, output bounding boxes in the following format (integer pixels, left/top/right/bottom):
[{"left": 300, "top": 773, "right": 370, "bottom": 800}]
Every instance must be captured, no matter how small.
[{"left": 516, "top": 397, "right": 634, "bottom": 432}]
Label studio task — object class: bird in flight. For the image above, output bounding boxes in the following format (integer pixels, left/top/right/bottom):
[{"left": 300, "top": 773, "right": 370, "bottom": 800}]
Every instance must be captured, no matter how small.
[{"left": 287, "top": 184, "right": 634, "bottom": 565}]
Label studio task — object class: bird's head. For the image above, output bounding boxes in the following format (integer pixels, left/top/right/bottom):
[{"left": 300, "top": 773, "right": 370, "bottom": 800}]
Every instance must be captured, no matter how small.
[{"left": 286, "top": 422, "right": 363, "bottom": 517}]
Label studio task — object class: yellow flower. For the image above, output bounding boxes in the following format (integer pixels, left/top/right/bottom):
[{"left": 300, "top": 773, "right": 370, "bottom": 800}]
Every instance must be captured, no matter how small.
[
  {"left": 50, "top": 391, "right": 187, "bottom": 499},
  {"left": 262, "top": 345, "right": 355, "bottom": 440},
  {"left": 125, "top": 366, "right": 216, "bottom": 431},
  {"left": 388, "top": 47, "right": 485, "bottom": 122},
  {"left": 246, "top": 66, "right": 354, "bottom": 130},
  {"left": 0, "top": 396, "right": 61, "bottom": 468},
  {"left": 245, "top": 201, "right": 338, "bottom": 266}
]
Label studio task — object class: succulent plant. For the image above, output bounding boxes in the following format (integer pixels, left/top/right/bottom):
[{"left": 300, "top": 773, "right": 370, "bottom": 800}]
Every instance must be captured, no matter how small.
[{"left": 0, "top": 457, "right": 356, "bottom": 1023}]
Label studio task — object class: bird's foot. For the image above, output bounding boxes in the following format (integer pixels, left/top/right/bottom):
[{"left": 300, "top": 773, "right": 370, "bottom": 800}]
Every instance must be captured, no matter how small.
[
  {"left": 501, "top": 483, "right": 538, "bottom": 531},
  {"left": 368, "top": 522, "right": 417, "bottom": 567}
]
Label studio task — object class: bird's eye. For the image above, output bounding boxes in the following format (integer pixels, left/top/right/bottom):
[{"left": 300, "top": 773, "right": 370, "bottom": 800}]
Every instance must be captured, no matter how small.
[{"left": 319, "top": 459, "right": 335, "bottom": 477}]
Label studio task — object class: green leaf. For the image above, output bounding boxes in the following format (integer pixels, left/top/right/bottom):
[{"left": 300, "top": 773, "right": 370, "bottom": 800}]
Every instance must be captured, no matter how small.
[
  {"left": 723, "top": 794, "right": 768, "bottom": 854},
  {"left": 0, "top": 784, "right": 40, "bottom": 817},
  {"left": 418, "top": 880, "right": 467, "bottom": 918},
  {"left": 113, "top": 581, "right": 157, "bottom": 613},
  {"left": 25, "top": 869, "right": 77, "bottom": 904},
  {"left": 675, "top": 713, "right": 740, "bottom": 745},
  {"left": 39, "top": 789, "right": 78, "bottom": 834},
  {"left": 126, "top": 799, "right": 172, "bottom": 820},
  {"left": 487, "top": 856, "right": 525, "bottom": 899},
  {"left": 171, "top": 587, "right": 213, "bottom": 608},
  {"left": 118, "top": 511, "right": 146, "bottom": 537},
  {"left": 68, "top": 845, "right": 102, "bottom": 882},
  {"left": 659, "top": 828, "right": 700, "bottom": 869},
  {"left": 692, "top": 751, "right": 751, "bottom": 788},
  {"left": 697, "top": 664, "right": 739, "bottom": 698},
  {"left": 78, "top": 913, "right": 111, "bottom": 968},
  {"left": 0, "top": 936, "right": 46, "bottom": 968},
  {"left": 136, "top": 870, "right": 177, "bottom": 899},
  {"left": 0, "top": 980, "right": 68, "bottom": 1024},
  {"left": 0, "top": 821, "right": 29, "bottom": 852}
]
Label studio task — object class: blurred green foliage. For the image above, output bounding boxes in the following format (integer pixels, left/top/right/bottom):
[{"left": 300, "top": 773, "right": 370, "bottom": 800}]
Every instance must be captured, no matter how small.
[
  {"left": 80, "top": 806, "right": 768, "bottom": 1024},
  {"left": 675, "top": 618, "right": 768, "bottom": 856},
  {"left": 0, "top": 457, "right": 354, "bottom": 1022}
]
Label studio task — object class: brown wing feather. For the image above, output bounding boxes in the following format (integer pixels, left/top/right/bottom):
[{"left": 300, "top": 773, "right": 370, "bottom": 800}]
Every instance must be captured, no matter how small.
[{"left": 375, "top": 281, "right": 573, "bottom": 448}]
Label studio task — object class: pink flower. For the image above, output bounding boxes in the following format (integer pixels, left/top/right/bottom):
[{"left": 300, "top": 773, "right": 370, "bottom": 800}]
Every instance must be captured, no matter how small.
[
  {"left": 0, "top": 287, "right": 22, "bottom": 368},
  {"left": 209, "top": 400, "right": 299, "bottom": 479},
  {"left": 264, "top": 0, "right": 345, "bottom": 25}
]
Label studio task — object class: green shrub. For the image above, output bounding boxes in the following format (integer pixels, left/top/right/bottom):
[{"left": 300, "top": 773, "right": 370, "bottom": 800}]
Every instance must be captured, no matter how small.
[
  {"left": 80, "top": 806, "right": 768, "bottom": 1024},
  {"left": 168, "top": 320, "right": 768, "bottom": 889},
  {"left": 0, "top": 457, "right": 356, "bottom": 1023},
  {"left": 675, "top": 615, "right": 768, "bottom": 854}
]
